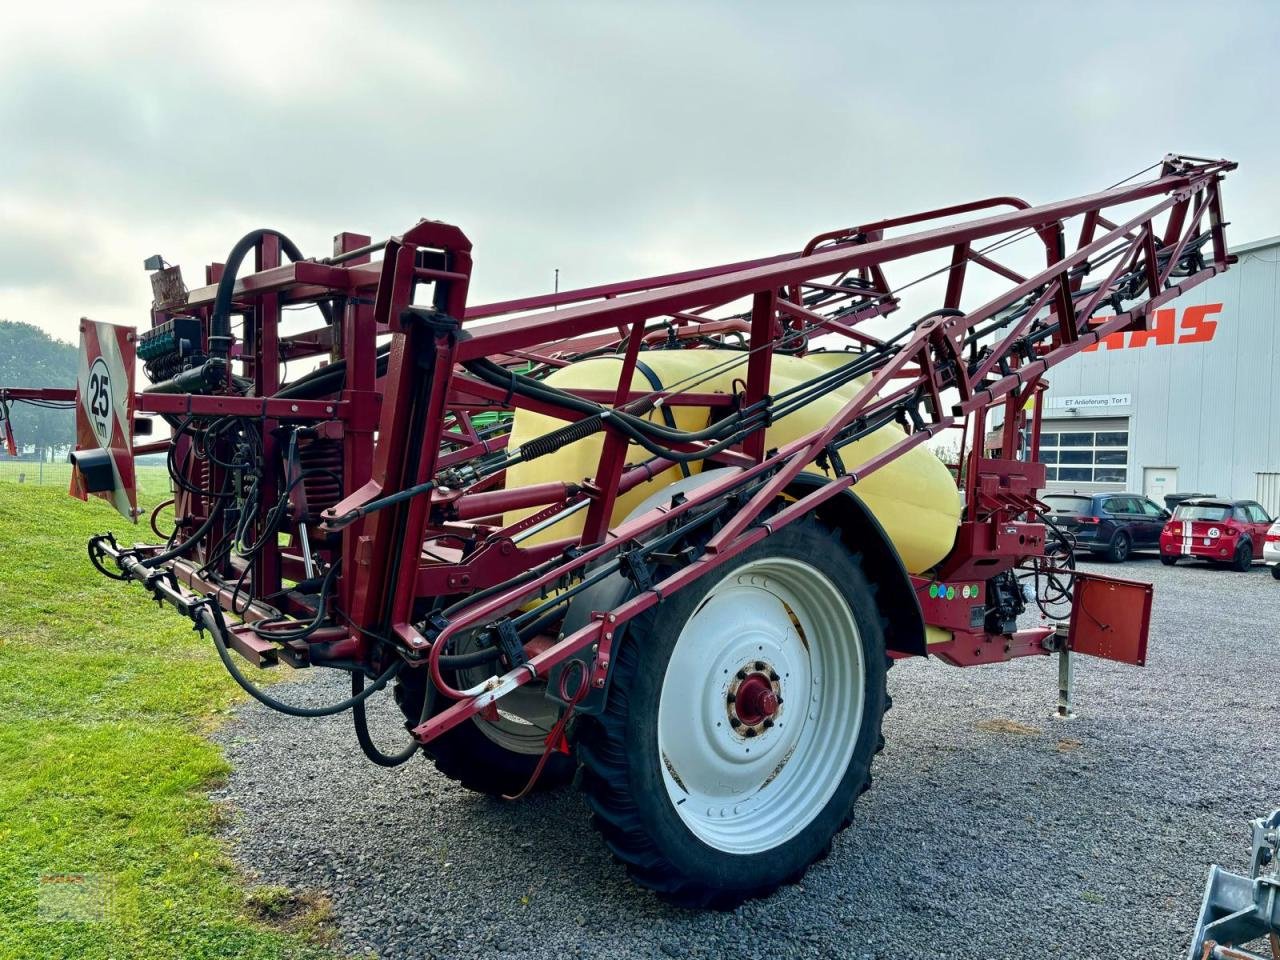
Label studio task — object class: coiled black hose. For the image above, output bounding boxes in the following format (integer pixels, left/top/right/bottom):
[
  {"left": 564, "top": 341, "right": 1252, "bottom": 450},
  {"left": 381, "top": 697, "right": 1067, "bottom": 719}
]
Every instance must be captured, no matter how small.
[{"left": 209, "top": 229, "right": 332, "bottom": 360}]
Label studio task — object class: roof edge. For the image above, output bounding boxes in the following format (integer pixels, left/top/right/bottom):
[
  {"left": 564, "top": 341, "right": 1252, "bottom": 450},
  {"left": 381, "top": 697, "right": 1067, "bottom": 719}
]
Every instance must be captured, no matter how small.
[{"left": 1232, "top": 234, "right": 1280, "bottom": 255}]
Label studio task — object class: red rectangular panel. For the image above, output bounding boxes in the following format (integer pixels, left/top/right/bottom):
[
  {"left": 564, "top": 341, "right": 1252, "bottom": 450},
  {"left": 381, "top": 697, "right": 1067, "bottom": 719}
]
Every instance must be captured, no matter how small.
[{"left": 1067, "top": 572, "right": 1153, "bottom": 666}]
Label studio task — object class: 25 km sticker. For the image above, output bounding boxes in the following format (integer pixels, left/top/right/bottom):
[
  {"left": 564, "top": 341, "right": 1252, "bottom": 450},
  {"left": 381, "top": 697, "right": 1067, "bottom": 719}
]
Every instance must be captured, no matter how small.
[{"left": 87, "top": 357, "right": 114, "bottom": 448}]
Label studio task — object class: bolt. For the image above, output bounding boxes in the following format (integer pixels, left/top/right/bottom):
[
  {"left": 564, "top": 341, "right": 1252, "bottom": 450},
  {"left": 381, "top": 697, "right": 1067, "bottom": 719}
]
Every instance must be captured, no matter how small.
[
  {"left": 763, "top": 718, "right": 774, "bottom": 729},
  {"left": 769, "top": 670, "right": 779, "bottom": 681},
  {"left": 726, "top": 692, "right": 736, "bottom": 703},
  {"left": 744, "top": 728, "right": 757, "bottom": 738},
  {"left": 736, "top": 669, "right": 747, "bottom": 680},
  {"left": 729, "top": 717, "right": 742, "bottom": 728},
  {"left": 754, "top": 660, "right": 765, "bottom": 671}
]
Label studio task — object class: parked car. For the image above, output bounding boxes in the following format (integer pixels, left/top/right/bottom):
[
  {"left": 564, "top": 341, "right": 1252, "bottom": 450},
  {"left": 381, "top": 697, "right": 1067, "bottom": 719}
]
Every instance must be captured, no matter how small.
[
  {"left": 1158, "top": 498, "right": 1275, "bottom": 571},
  {"left": 1265, "top": 518, "right": 1280, "bottom": 580},
  {"left": 1041, "top": 492, "right": 1171, "bottom": 562}
]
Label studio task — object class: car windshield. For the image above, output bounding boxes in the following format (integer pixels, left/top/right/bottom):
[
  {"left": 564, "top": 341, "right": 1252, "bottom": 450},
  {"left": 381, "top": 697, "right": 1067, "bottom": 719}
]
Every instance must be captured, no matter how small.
[
  {"left": 1173, "top": 504, "right": 1232, "bottom": 521},
  {"left": 1043, "top": 495, "right": 1092, "bottom": 515}
]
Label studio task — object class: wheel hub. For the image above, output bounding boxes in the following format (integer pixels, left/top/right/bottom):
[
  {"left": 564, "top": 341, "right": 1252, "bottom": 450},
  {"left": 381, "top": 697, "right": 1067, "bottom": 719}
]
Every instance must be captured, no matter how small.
[{"left": 728, "top": 664, "right": 782, "bottom": 735}]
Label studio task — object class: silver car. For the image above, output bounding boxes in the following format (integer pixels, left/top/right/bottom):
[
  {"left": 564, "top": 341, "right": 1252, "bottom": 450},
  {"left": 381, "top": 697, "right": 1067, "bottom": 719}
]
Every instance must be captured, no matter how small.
[{"left": 1266, "top": 518, "right": 1280, "bottom": 580}]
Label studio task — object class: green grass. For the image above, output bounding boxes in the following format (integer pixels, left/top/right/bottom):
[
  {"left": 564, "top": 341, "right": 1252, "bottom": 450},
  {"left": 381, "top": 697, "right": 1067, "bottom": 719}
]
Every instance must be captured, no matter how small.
[{"left": 0, "top": 473, "right": 341, "bottom": 960}]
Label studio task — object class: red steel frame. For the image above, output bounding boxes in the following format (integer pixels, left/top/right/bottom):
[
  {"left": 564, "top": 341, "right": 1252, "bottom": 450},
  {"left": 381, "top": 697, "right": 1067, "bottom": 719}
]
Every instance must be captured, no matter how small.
[{"left": 0, "top": 154, "right": 1236, "bottom": 747}]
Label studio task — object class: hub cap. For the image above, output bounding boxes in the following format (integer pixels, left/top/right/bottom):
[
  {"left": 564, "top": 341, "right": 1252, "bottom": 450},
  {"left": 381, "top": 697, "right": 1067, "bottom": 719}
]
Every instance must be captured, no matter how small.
[{"left": 657, "top": 556, "right": 866, "bottom": 854}]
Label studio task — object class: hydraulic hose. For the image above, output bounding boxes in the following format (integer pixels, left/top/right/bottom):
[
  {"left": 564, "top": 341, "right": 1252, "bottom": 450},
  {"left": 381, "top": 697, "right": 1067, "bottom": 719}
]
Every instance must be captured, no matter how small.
[
  {"left": 351, "top": 670, "right": 420, "bottom": 767},
  {"left": 207, "top": 613, "right": 404, "bottom": 718},
  {"left": 463, "top": 357, "right": 769, "bottom": 448},
  {"left": 140, "top": 499, "right": 225, "bottom": 568},
  {"left": 273, "top": 345, "right": 392, "bottom": 401},
  {"left": 210, "top": 229, "right": 332, "bottom": 360}
]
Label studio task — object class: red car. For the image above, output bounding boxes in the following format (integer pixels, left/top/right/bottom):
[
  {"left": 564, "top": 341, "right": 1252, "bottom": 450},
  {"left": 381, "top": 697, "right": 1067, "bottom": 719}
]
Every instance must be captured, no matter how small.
[{"left": 1159, "top": 497, "right": 1275, "bottom": 571}]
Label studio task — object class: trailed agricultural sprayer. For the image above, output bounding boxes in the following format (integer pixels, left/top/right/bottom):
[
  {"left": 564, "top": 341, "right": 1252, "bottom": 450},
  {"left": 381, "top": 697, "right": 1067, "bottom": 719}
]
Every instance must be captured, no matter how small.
[{"left": 0, "top": 154, "right": 1235, "bottom": 906}]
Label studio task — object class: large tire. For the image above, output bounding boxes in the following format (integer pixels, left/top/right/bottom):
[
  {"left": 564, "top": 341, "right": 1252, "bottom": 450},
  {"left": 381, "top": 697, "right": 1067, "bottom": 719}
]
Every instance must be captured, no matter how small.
[
  {"left": 1105, "top": 530, "right": 1131, "bottom": 563},
  {"left": 1232, "top": 541, "right": 1253, "bottom": 572},
  {"left": 575, "top": 518, "right": 887, "bottom": 908},
  {"left": 394, "top": 658, "right": 574, "bottom": 797}
]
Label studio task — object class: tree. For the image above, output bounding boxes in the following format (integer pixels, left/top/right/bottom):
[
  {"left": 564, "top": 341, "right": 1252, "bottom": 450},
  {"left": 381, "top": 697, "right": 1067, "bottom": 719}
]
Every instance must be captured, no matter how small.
[{"left": 0, "top": 320, "right": 76, "bottom": 456}]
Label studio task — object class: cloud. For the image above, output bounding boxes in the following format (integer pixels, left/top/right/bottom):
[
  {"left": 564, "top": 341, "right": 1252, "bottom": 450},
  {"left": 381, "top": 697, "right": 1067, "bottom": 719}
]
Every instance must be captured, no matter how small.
[{"left": 0, "top": 0, "right": 1277, "bottom": 344}]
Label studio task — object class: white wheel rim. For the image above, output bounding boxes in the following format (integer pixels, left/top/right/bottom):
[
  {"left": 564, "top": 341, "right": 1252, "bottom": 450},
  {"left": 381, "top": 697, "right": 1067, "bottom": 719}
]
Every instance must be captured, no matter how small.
[
  {"left": 657, "top": 556, "right": 866, "bottom": 854},
  {"left": 456, "top": 638, "right": 561, "bottom": 756}
]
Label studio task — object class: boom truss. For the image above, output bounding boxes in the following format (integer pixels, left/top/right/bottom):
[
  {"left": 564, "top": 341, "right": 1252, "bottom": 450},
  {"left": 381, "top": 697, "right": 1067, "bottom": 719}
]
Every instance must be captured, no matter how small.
[{"left": 0, "top": 153, "right": 1235, "bottom": 748}]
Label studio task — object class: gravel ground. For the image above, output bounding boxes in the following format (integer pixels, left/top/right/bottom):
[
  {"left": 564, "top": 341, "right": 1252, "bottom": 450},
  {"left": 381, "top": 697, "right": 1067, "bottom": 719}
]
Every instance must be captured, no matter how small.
[{"left": 212, "top": 556, "right": 1278, "bottom": 959}]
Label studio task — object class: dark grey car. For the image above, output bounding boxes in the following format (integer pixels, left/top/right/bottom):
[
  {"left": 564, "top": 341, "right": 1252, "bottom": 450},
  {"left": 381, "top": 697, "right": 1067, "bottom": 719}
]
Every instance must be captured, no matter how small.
[{"left": 1042, "top": 492, "right": 1171, "bottom": 562}]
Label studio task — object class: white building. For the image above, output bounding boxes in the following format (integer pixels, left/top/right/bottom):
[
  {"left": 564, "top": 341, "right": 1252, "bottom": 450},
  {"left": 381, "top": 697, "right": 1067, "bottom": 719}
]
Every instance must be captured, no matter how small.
[{"left": 1037, "top": 234, "right": 1280, "bottom": 512}]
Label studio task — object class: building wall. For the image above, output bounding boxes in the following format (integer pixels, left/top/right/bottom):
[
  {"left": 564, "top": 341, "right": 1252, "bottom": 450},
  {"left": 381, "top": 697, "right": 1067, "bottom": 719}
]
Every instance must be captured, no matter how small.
[{"left": 1040, "top": 236, "right": 1280, "bottom": 510}]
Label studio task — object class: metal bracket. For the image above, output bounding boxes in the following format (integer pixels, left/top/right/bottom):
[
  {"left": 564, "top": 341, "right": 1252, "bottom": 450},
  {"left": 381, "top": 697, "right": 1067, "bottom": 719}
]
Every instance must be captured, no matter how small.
[
  {"left": 617, "top": 545, "right": 656, "bottom": 594},
  {"left": 491, "top": 618, "right": 528, "bottom": 669},
  {"left": 1188, "top": 810, "right": 1280, "bottom": 959},
  {"left": 1047, "top": 622, "right": 1074, "bottom": 719}
]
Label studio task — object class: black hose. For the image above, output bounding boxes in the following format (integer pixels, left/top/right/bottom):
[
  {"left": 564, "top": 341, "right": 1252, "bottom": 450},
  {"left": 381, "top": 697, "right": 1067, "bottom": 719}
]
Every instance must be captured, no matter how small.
[
  {"left": 207, "top": 615, "right": 403, "bottom": 718},
  {"left": 351, "top": 671, "right": 420, "bottom": 767},
  {"left": 209, "top": 229, "right": 331, "bottom": 361},
  {"left": 141, "top": 499, "right": 225, "bottom": 568},
  {"left": 273, "top": 346, "right": 392, "bottom": 401}
]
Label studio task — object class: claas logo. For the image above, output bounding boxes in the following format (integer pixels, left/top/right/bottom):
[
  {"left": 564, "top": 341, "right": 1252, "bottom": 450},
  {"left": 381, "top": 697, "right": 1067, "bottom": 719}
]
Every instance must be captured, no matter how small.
[{"left": 1083, "top": 303, "right": 1220, "bottom": 352}]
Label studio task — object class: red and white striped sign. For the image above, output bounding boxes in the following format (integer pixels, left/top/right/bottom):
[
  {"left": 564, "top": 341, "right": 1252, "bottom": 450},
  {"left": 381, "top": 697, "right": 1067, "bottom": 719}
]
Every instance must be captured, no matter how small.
[{"left": 72, "top": 319, "right": 138, "bottom": 521}]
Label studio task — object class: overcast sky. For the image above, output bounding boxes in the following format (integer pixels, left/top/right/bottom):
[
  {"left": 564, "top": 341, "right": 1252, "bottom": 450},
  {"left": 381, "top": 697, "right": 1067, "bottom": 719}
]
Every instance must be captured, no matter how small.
[{"left": 2, "top": 0, "right": 1277, "bottom": 345}]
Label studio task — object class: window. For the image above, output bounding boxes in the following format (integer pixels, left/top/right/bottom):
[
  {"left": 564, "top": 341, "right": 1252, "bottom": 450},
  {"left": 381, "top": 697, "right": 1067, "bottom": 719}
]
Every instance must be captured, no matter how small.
[
  {"left": 1174, "top": 504, "right": 1231, "bottom": 522},
  {"left": 1138, "top": 499, "right": 1166, "bottom": 518},
  {"left": 1039, "top": 425, "right": 1129, "bottom": 484},
  {"left": 1106, "top": 496, "right": 1142, "bottom": 514},
  {"left": 1245, "top": 503, "right": 1272, "bottom": 524},
  {"left": 1043, "top": 495, "right": 1092, "bottom": 515}
]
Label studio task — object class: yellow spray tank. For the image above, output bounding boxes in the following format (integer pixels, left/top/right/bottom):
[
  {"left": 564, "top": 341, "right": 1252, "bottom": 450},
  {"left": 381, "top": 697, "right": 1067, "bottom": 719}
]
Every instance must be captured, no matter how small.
[{"left": 503, "top": 350, "right": 961, "bottom": 574}]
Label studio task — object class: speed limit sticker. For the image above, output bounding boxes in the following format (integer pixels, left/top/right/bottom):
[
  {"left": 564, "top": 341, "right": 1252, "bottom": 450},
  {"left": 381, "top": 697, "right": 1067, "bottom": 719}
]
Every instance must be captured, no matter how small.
[{"left": 87, "top": 356, "right": 114, "bottom": 449}]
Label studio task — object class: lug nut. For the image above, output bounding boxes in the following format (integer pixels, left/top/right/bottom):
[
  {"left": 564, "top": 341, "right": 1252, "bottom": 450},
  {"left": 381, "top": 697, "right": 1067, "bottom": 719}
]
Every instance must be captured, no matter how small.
[
  {"left": 730, "top": 717, "right": 742, "bottom": 728},
  {"left": 744, "top": 728, "right": 757, "bottom": 738}
]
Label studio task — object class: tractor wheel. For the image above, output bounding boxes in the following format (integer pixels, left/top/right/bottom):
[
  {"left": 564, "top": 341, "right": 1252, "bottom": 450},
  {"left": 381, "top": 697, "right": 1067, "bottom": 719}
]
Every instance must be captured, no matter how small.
[
  {"left": 1160, "top": 554, "right": 1178, "bottom": 567},
  {"left": 1105, "top": 531, "right": 1131, "bottom": 563},
  {"left": 1231, "top": 541, "right": 1253, "bottom": 572},
  {"left": 574, "top": 518, "right": 887, "bottom": 908},
  {"left": 394, "top": 655, "right": 574, "bottom": 798}
]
